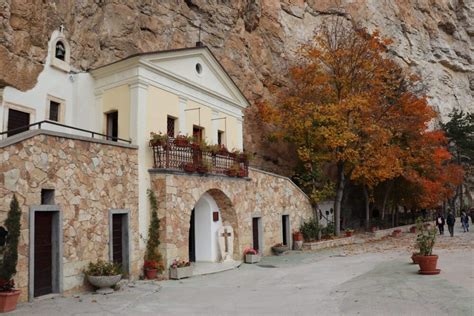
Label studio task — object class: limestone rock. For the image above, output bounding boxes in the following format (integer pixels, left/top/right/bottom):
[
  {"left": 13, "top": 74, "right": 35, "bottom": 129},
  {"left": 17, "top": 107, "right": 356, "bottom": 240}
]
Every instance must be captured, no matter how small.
[{"left": 0, "top": 0, "right": 472, "bottom": 173}]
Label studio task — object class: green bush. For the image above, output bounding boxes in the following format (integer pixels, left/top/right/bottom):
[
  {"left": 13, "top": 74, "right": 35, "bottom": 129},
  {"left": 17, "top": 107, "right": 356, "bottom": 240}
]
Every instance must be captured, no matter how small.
[
  {"left": 300, "top": 218, "right": 320, "bottom": 241},
  {"left": 321, "top": 222, "right": 335, "bottom": 238},
  {"left": 84, "top": 260, "right": 121, "bottom": 276},
  {"left": 0, "top": 195, "right": 21, "bottom": 290}
]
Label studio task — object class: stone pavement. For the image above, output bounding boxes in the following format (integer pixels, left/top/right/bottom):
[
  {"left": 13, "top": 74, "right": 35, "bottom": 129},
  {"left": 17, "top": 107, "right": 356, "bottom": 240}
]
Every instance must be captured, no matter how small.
[{"left": 13, "top": 227, "right": 474, "bottom": 315}]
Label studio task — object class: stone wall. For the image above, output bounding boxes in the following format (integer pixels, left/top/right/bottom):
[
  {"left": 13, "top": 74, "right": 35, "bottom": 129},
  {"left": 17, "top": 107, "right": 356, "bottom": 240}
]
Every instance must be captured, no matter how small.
[
  {"left": 0, "top": 132, "right": 139, "bottom": 302},
  {"left": 150, "top": 167, "right": 314, "bottom": 267}
]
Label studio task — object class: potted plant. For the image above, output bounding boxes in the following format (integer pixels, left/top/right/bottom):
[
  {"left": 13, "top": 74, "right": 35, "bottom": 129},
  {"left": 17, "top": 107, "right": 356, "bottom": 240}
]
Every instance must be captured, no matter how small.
[
  {"left": 225, "top": 163, "right": 240, "bottom": 177},
  {"left": 174, "top": 134, "right": 192, "bottom": 147},
  {"left": 409, "top": 226, "right": 417, "bottom": 233},
  {"left": 415, "top": 218, "right": 440, "bottom": 274},
  {"left": 0, "top": 195, "right": 21, "bottom": 313},
  {"left": 183, "top": 162, "right": 196, "bottom": 173},
  {"left": 271, "top": 243, "right": 288, "bottom": 256},
  {"left": 370, "top": 226, "right": 378, "bottom": 233},
  {"left": 392, "top": 229, "right": 402, "bottom": 238},
  {"left": 84, "top": 260, "right": 122, "bottom": 294},
  {"left": 345, "top": 228, "right": 354, "bottom": 237},
  {"left": 243, "top": 248, "right": 260, "bottom": 264},
  {"left": 292, "top": 231, "right": 304, "bottom": 250},
  {"left": 237, "top": 166, "right": 247, "bottom": 178},
  {"left": 144, "top": 190, "right": 164, "bottom": 279},
  {"left": 217, "top": 145, "right": 229, "bottom": 156},
  {"left": 149, "top": 132, "right": 169, "bottom": 147},
  {"left": 169, "top": 260, "right": 192, "bottom": 280},
  {"left": 196, "top": 160, "right": 212, "bottom": 174}
]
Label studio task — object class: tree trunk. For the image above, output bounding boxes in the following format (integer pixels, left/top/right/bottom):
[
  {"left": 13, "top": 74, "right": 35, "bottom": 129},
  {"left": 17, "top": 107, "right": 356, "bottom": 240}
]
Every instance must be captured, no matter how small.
[
  {"left": 363, "top": 185, "right": 370, "bottom": 230},
  {"left": 381, "top": 181, "right": 393, "bottom": 221},
  {"left": 334, "top": 161, "right": 346, "bottom": 236}
]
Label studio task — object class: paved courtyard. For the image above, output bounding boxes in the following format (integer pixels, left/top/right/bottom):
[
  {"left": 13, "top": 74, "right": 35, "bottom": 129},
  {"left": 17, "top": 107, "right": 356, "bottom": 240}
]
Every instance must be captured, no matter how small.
[{"left": 14, "top": 227, "right": 474, "bottom": 315}]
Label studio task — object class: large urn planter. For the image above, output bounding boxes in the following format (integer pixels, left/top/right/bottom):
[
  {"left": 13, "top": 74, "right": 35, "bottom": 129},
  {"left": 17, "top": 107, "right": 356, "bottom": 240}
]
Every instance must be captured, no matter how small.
[
  {"left": 169, "top": 266, "right": 193, "bottom": 280},
  {"left": 245, "top": 254, "right": 261, "bottom": 264},
  {"left": 87, "top": 275, "right": 122, "bottom": 294},
  {"left": 271, "top": 245, "right": 289, "bottom": 256},
  {"left": 0, "top": 290, "right": 21, "bottom": 313},
  {"left": 418, "top": 255, "right": 440, "bottom": 275}
]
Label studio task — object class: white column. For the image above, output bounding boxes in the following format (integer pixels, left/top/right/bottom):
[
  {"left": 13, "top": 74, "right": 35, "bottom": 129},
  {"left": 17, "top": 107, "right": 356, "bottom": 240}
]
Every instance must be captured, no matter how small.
[
  {"left": 236, "top": 116, "right": 244, "bottom": 150},
  {"left": 211, "top": 110, "right": 219, "bottom": 144},
  {"left": 129, "top": 81, "right": 149, "bottom": 249},
  {"left": 178, "top": 95, "right": 187, "bottom": 135},
  {"left": 94, "top": 90, "right": 103, "bottom": 135}
]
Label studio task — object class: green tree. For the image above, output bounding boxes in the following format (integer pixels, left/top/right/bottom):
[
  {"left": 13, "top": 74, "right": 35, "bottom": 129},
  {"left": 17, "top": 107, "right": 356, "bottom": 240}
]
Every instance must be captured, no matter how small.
[
  {"left": 0, "top": 195, "right": 21, "bottom": 288},
  {"left": 144, "top": 190, "right": 163, "bottom": 271}
]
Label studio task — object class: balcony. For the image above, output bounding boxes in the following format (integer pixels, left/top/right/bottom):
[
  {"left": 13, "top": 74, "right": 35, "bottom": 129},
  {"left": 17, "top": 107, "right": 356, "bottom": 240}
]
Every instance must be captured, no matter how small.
[{"left": 150, "top": 136, "right": 249, "bottom": 178}]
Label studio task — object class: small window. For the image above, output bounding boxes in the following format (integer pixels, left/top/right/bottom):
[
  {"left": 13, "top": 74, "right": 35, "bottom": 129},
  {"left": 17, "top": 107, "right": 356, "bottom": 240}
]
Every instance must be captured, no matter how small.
[
  {"left": 106, "top": 111, "right": 119, "bottom": 142},
  {"left": 41, "top": 189, "right": 55, "bottom": 205},
  {"left": 167, "top": 116, "right": 176, "bottom": 137},
  {"left": 195, "top": 63, "right": 202, "bottom": 74},
  {"left": 193, "top": 125, "right": 203, "bottom": 142},
  {"left": 49, "top": 101, "right": 60, "bottom": 122},
  {"left": 217, "top": 130, "right": 224, "bottom": 145},
  {"left": 7, "top": 108, "right": 30, "bottom": 137},
  {"left": 55, "top": 41, "right": 66, "bottom": 61}
]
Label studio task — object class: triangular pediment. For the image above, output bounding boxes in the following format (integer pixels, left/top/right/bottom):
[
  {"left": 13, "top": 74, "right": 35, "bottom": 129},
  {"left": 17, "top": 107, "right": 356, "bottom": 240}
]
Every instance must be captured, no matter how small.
[{"left": 140, "top": 48, "right": 248, "bottom": 108}]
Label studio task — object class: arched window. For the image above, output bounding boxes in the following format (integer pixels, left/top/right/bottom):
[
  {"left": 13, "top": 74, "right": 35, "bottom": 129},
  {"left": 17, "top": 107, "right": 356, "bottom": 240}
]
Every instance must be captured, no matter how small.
[{"left": 55, "top": 41, "right": 66, "bottom": 61}]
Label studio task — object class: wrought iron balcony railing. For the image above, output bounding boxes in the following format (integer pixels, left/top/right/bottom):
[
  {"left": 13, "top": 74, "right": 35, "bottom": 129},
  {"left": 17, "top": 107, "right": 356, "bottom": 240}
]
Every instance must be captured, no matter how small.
[{"left": 150, "top": 140, "right": 249, "bottom": 178}]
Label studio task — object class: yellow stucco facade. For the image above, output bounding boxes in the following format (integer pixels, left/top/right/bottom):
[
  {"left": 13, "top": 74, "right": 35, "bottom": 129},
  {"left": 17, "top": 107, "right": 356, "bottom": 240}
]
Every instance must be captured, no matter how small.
[{"left": 102, "top": 85, "right": 131, "bottom": 140}]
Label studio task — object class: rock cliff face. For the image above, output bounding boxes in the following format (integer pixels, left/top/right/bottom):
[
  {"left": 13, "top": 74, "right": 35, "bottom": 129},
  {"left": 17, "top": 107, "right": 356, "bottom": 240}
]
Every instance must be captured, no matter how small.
[{"left": 1, "top": 0, "right": 473, "bottom": 173}]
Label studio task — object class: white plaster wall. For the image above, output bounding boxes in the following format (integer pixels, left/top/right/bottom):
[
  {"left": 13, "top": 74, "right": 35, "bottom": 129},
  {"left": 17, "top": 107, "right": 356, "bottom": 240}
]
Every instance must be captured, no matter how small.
[
  {"left": 0, "top": 30, "right": 97, "bottom": 137},
  {"left": 194, "top": 193, "right": 222, "bottom": 262}
]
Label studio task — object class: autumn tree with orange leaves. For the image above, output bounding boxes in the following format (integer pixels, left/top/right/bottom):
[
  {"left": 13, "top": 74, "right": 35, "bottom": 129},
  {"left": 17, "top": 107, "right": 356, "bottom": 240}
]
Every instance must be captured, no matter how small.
[{"left": 259, "top": 16, "right": 463, "bottom": 235}]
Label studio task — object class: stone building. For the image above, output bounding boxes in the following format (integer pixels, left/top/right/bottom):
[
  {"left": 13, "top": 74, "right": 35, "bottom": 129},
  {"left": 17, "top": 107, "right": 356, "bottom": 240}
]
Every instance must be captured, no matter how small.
[{"left": 0, "top": 29, "right": 314, "bottom": 302}]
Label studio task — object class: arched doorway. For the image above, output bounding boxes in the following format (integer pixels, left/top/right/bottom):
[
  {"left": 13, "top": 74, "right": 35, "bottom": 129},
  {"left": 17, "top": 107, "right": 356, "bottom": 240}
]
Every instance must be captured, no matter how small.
[{"left": 188, "top": 190, "right": 239, "bottom": 262}]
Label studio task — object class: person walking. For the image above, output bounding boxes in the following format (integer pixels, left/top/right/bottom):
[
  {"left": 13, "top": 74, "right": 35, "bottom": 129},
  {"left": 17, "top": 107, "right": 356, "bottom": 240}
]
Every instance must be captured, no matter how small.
[
  {"left": 461, "top": 211, "right": 469, "bottom": 232},
  {"left": 446, "top": 210, "right": 456, "bottom": 237},
  {"left": 436, "top": 213, "right": 445, "bottom": 235}
]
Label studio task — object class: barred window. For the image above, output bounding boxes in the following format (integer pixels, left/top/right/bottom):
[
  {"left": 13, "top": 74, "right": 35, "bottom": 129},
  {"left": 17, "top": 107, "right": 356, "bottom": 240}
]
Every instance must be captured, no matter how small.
[{"left": 167, "top": 116, "right": 176, "bottom": 137}]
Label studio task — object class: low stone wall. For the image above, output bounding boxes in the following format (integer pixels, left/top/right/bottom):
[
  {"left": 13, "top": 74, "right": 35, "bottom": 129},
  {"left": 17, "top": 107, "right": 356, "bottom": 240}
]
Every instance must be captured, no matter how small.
[
  {"left": 150, "top": 167, "right": 314, "bottom": 267},
  {"left": 303, "top": 237, "right": 355, "bottom": 251},
  {"left": 0, "top": 133, "right": 139, "bottom": 302},
  {"left": 369, "top": 223, "right": 417, "bottom": 239}
]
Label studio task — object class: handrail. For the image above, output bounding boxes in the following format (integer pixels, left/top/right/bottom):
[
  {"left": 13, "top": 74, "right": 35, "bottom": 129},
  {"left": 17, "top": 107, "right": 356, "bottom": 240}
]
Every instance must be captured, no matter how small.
[{"left": 0, "top": 120, "right": 132, "bottom": 144}]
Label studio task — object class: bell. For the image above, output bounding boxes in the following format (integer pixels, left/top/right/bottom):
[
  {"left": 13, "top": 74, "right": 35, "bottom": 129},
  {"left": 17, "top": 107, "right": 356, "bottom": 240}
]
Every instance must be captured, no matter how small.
[{"left": 55, "top": 42, "right": 66, "bottom": 60}]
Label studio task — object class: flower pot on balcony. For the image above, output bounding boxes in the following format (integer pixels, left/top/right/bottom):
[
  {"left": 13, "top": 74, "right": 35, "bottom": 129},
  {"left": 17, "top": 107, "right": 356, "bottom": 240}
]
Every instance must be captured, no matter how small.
[
  {"left": 0, "top": 290, "right": 20, "bottom": 313},
  {"left": 196, "top": 166, "right": 209, "bottom": 174},
  {"left": 169, "top": 266, "right": 193, "bottom": 280},
  {"left": 174, "top": 138, "right": 190, "bottom": 147},
  {"left": 183, "top": 163, "right": 196, "bottom": 173},
  {"left": 245, "top": 254, "right": 260, "bottom": 264}
]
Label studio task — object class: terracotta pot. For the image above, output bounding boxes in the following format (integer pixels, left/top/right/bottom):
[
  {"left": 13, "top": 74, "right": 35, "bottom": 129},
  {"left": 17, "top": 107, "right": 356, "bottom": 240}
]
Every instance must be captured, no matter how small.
[
  {"left": 411, "top": 253, "right": 421, "bottom": 264},
  {"left": 293, "top": 232, "right": 303, "bottom": 241},
  {"left": 410, "top": 226, "right": 417, "bottom": 233},
  {"left": 418, "top": 255, "right": 439, "bottom": 273},
  {"left": 183, "top": 164, "right": 196, "bottom": 173},
  {"left": 370, "top": 226, "right": 377, "bottom": 233},
  {"left": 145, "top": 269, "right": 158, "bottom": 280},
  {"left": 174, "top": 139, "right": 189, "bottom": 147},
  {"left": 0, "top": 290, "right": 20, "bottom": 313},
  {"left": 345, "top": 231, "right": 353, "bottom": 237},
  {"left": 392, "top": 230, "right": 402, "bottom": 237}
]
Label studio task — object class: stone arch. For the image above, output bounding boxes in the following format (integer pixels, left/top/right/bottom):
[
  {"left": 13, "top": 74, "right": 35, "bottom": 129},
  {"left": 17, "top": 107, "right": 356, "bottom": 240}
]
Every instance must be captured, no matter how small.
[{"left": 186, "top": 188, "right": 240, "bottom": 262}]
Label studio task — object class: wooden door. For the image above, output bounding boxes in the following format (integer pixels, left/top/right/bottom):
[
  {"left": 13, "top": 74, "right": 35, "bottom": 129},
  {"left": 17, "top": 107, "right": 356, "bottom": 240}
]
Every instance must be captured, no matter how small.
[
  {"left": 7, "top": 109, "right": 30, "bottom": 137},
  {"left": 252, "top": 217, "right": 260, "bottom": 252},
  {"left": 189, "top": 209, "right": 196, "bottom": 262},
  {"left": 282, "top": 215, "right": 289, "bottom": 246},
  {"left": 112, "top": 214, "right": 123, "bottom": 265},
  {"left": 34, "top": 212, "right": 53, "bottom": 297}
]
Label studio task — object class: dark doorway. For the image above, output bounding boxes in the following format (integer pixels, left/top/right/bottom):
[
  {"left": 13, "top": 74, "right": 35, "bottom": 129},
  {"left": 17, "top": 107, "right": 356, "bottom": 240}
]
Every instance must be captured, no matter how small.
[
  {"left": 192, "top": 126, "right": 203, "bottom": 142},
  {"left": 189, "top": 209, "right": 196, "bottom": 262},
  {"left": 106, "top": 111, "right": 118, "bottom": 141},
  {"left": 112, "top": 214, "right": 124, "bottom": 266},
  {"left": 252, "top": 217, "right": 260, "bottom": 252},
  {"left": 34, "top": 212, "right": 53, "bottom": 297},
  {"left": 282, "top": 215, "right": 290, "bottom": 246},
  {"left": 7, "top": 109, "right": 30, "bottom": 137}
]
